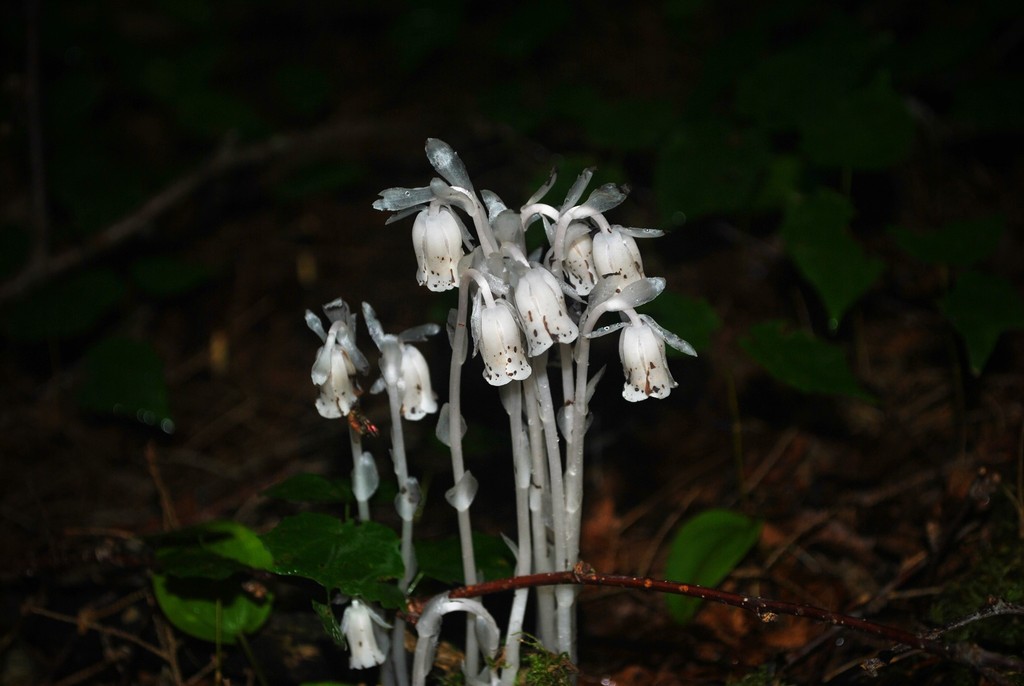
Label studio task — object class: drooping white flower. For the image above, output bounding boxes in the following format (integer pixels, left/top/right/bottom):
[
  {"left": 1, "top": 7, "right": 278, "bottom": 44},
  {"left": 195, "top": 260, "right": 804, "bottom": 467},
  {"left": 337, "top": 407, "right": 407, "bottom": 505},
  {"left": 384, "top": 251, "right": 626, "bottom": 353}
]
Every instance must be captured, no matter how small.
[
  {"left": 618, "top": 318, "right": 677, "bottom": 402},
  {"left": 592, "top": 227, "right": 645, "bottom": 286},
  {"left": 412, "top": 205, "right": 463, "bottom": 291},
  {"left": 340, "top": 600, "right": 390, "bottom": 669},
  {"left": 310, "top": 319, "right": 360, "bottom": 418},
  {"left": 562, "top": 222, "right": 598, "bottom": 295},
  {"left": 399, "top": 344, "right": 437, "bottom": 420},
  {"left": 473, "top": 298, "right": 531, "bottom": 386},
  {"left": 513, "top": 266, "right": 579, "bottom": 356},
  {"left": 361, "top": 302, "right": 440, "bottom": 421}
]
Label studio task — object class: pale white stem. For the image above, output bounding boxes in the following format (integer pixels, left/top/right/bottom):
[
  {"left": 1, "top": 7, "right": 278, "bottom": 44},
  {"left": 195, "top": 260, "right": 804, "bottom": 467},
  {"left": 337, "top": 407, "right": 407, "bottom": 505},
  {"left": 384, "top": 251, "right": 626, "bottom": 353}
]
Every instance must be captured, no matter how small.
[
  {"left": 522, "top": 377, "right": 556, "bottom": 648},
  {"left": 500, "top": 382, "right": 532, "bottom": 686},
  {"left": 449, "top": 272, "right": 481, "bottom": 674},
  {"left": 348, "top": 428, "right": 370, "bottom": 522}
]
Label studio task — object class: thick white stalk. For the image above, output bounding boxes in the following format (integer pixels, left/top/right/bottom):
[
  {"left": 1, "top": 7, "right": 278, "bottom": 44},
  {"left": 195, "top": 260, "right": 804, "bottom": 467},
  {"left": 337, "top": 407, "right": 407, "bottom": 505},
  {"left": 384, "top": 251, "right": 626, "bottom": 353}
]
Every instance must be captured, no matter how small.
[{"left": 522, "top": 378, "right": 555, "bottom": 648}]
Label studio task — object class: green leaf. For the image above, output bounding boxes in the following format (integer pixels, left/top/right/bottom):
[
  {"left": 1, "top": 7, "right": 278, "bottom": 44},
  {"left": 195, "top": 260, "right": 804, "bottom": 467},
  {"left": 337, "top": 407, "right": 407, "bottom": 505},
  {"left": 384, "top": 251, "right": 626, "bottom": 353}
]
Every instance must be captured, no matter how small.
[
  {"left": 261, "top": 514, "right": 404, "bottom": 608},
  {"left": 151, "top": 524, "right": 273, "bottom": 643},
  {"left": 781, "top": 189, "right": 883, "bottom": 327},
  {"left": 312, "top": 599, "right": 345, "bottom": 646},
  {"left": 262, "top": 473, "right": 353, "bottom": 504},
  {"left": 130, "top": 255, "right": 211, "bottom": 297},
  {"left": 798, "top": 72, "right": 915, "bottom": 169},
  {"left": 5, "top": 268, "right": 125, "bottom": 341},
  {"left": 735, "top": 15, "right": 881, "bottom": 131},
  {"left": 740, "top": 321, "right": 874, "bottom": 401},
  {"left": 152, "top": 573, "right": 273, "bottom": 644},
  {"left": 664, "top": 509, "right": 761, "bottom": 623},
  {"left": 891, "top": 216, "right": 1003, "bottom": 267},
  {"left": 416, "top": 532, "right": 516, "bottom": 585},
  {"left": 78, "top": 337, "right": 174, "bottom": 432},
  {"left": 154, "top": 521, "right": 274, "bottom": 579},
  {"left": 638, "top": 291, "right": 720, "bottom": 354},
  {"left": 655, "top": 122, "right": 772, "bottom": 222},
  {"left": 939, "top": 271, "right": 1024, "bottom": 375}
]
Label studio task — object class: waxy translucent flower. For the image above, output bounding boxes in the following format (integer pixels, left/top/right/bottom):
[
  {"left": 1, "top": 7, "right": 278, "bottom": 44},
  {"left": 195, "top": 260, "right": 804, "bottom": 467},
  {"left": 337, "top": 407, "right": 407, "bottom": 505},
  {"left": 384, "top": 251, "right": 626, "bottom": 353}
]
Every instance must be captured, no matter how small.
[
  {"left": 399, "top": 344, "right": 438, "bottom": 419},
  {"left": 474, "top": 299, "right": 530, "bottom": 386},
  {"left": 309, "top": 318, "right": 363, "bottom": 419},
  {"left": 513, "top": 266, "right": 579, "bottom": 356},
  {"left": 592, "top": 227, "right": 645, "bottom": 286},
  {"left": 412, "top": 206, "right": 463, "bottom": 291},
  {"left": 362, "top": 302, "right": 440, "bottom": 421},
  {"left": 562, "top": 222, "right": 598, "bottom": 295},
  {"left": 340, "top": 600, "right": 390, "bottom": 669},
  {"left": 619, "top": 319, "right": 677, "bottom": 401}
]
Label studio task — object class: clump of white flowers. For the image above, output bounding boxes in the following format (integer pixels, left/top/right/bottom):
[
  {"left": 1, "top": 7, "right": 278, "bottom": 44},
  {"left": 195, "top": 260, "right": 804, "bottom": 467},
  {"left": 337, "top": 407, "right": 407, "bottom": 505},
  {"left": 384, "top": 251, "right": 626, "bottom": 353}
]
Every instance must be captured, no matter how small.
[{"left": 307, "top": 139, "right": 695, "bottom": 685}]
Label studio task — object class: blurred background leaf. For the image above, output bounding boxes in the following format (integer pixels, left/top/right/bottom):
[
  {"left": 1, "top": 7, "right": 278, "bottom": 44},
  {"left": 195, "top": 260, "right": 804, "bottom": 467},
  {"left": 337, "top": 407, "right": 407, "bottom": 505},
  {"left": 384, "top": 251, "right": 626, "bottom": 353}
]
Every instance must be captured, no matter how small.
[{"left": 939, "top": 271, "right": 1024, "bottom": 375}]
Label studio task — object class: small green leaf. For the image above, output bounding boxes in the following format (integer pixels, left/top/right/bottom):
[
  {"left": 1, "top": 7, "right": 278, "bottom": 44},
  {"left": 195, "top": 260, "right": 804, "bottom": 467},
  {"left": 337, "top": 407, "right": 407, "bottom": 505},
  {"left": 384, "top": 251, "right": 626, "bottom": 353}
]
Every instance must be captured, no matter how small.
[
  {"left": 638, "top": 291, "right": 720, "bottom": 354},
  {"left": 78, "top": 337, "right": 174, "bottom": 432},
  {"left": 5, "top": 269, "right": 125, "bottom": 341},
  {"left": 262, "top": 473, "right": 353, "bottom": 504},
  {"left": 312, "top": 599, "right": 345, "bottom": 646},
  {"left": 154, "top": 521, "right": 274, "bottom": 579},
  {"left": 799, "top": 72, "right": 915, "bottom": 169},
  {"left": 261, "top": 514, "right": 404, "bottom": 608},
  {"left": 416, "top": 533, "right": 516, "bottom": 585},
  {"left": 153, "top": 573, "right": 273, "bottom": 644},
  {"left": 891, "top": 216, "right": 1003, "bottom": 267},
  {"left": 741, "top": 321, "right": 874, "bottom": 401},
  {"left": 781, "top": 189, "right": 883, "bottom": 326},
  {"left": 664, "top": 509, "right": 761, "bottom": 623},
  {"left": 655, "top": 122, "right": 772, "bottom": 222},
  {"left": 130, "top": 255, "right": 211, "bottom": 297},
  {"left": 151, "top": 522, "right": 274, "bottom": 643},
  {"left": 939, "top": 271, "right": 1024, "bottom": 375}
]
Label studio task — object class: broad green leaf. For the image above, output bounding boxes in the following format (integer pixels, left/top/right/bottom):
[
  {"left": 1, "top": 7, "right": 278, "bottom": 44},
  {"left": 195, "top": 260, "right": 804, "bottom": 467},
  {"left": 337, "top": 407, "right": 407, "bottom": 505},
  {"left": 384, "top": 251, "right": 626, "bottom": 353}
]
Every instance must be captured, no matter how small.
[
  {"left": 154, "top": 521, "right": 274, "bottom": 579},
  {"left": 781, "top": 189, "right": 883, "bottom": 327},
  {"left": 261, "top": 514, "right": 404, "bottom": 608},
  {"left": 655, "top": 122, "right": 772, "bottom": 222},
  {"left": 638, "top": 291, "right": 720, "bottom": 354},
  {"left": 891, "top": 216, "right": 1003, "bottom": 267},
  {"left": 751, "top": 155, "right": 802, "bottom": 212},
  {"left": 741, "top": 321, "right": 874, "bottom": 401},
  {"left": 262, "top": 473, "right": 353, "bottom": 504},
  {"left": 152, "top": 524, "right": 273, "bottom": 644},
  {"left": 5, "top": 269, "right": 125, "bottom": 341},
  {"left": 312, "top": 599, "right": 345, "bottom": 646},
  {"left": 735, "top": 15, "right": 880, "bottom": 131},
  {"left": 78, "top": 337, "right": 174, "bottom": 433},
  {"left": 416, "top": 533, "right": 516, "bottom": 585},
  {"left": 939, "top": 271, "right": 1024, "bottom": 375},
  {"left": 798, "top": 72, "right": 915, "bottom": 169},
  {"left": 664, "top": 509, "right": 761, "bottom": 623},
  {"left": 130, "top": 255, "right": 211, "bottom": 297},
  {"left": 153, "top": 573, "right": 273, "bottom": 644}
]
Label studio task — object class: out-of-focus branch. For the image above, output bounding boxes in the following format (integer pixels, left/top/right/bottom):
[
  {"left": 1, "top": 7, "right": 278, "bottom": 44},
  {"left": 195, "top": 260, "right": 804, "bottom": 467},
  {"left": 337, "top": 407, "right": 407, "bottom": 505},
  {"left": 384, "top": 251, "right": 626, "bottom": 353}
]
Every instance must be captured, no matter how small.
[{"left": 0, "top": 119, "right": 393, "bottom": 304}]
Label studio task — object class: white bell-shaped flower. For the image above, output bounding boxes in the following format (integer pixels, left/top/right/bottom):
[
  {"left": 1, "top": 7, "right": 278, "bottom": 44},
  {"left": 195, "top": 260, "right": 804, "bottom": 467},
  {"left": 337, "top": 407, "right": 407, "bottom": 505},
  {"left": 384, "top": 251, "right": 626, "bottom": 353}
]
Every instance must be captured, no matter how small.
[
  {"left": 311, "top": 320, "right": 360, "bottom": 418},
  {"left": 399, "top": 344, "right": 437, "bottom": 420},
  {"left": 562, "top": 223, "right": 598, "bottom": 295},
  {"left": 513, "top": 266, "right": 579, "bottom": 356},
  {"left": 475, "top": 299, "right": 531, "bottom": 386},
  {"left": 593, "top": 227, "right": 645, "bottom": 286},
  {"left": 412, "top": 206, "right": 463, "bottom": 291},
  {"left": 340, "top": 600, "right": 390, "bottom": 669},
  {"left": 619, "top": 318, "right": 677, "bottom": 401}
]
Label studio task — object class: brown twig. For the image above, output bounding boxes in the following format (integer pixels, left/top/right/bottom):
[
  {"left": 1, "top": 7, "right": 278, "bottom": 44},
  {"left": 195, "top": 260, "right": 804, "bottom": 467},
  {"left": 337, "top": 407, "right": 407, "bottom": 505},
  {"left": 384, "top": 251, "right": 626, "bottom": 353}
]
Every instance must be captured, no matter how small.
[
  {"left": 26, "top": 605, "right": 169, "bottom": 661},
  {"left": 432, "top": 564, "right": 1024, "bottom": 675}
]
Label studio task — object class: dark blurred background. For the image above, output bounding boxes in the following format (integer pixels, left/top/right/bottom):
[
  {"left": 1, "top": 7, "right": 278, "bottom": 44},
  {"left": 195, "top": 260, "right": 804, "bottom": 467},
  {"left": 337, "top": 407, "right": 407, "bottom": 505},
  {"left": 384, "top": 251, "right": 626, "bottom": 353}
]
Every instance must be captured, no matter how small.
[{"left": 2, "top": 0, "right": 1023, "bottom": 683}]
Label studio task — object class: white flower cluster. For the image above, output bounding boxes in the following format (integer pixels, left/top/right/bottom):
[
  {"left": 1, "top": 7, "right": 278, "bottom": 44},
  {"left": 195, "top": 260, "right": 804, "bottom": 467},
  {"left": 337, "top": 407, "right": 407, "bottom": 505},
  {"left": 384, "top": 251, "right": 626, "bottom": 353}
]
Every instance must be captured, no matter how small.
[{"left": 373, "top": 139, "right": 695, "bottom": 401}]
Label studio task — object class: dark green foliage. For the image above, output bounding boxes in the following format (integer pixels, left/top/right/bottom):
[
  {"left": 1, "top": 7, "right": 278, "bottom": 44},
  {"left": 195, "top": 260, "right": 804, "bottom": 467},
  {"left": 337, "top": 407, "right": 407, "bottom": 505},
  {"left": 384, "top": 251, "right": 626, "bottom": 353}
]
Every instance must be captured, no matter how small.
[{"left": 664, "top": 509, "right": 761, "bottom": 624}]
